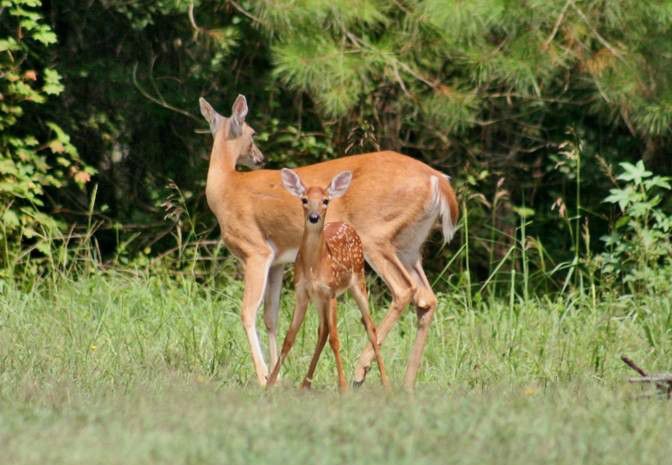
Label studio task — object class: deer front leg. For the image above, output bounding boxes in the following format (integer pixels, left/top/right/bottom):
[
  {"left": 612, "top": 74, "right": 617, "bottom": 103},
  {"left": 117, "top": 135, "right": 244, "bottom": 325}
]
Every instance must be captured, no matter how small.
[
  {"left": 301, "top": 303, "right": 328, "bottom": 390},
  {"left": 267, "top": 289, "right": 309, "bottom": 387},
  {"left": 240, "top": 253, "right": 274, "bottom": 386}
]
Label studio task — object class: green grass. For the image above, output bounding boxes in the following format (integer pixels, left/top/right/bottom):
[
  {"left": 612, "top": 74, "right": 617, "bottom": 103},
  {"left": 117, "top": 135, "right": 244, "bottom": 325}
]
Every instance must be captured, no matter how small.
[
  {"left": 3, "top": 384, "right": 672, "bottom": 465},
  {"left": 1, "top": 269, "right": 671, "bottom": 464}
]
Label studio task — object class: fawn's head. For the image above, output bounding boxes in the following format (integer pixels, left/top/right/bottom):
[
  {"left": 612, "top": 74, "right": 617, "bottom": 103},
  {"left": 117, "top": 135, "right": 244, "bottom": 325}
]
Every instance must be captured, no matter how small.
[
  {"left": 281, "top": 169, "right": 352, "bottom": 229},
  {"left": 199, "top": 94, "right": 264, "bottom": 168}
]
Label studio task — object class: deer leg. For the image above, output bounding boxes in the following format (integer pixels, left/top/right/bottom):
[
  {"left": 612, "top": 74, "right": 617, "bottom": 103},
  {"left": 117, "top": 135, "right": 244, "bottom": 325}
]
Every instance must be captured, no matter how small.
[
  {"left": 326, "top": 298, "right": 347, "bottom": 393},
  {"left": 240, "top": 253, "right": 274, "bottom": 386},
  {"left": 263, "top": 265, "right": 284, "bottom": 369},
  {"left": 301, "top": 303, "right": 328, "bottom": 390},
  {"left": 353, "top": 247, "right": 415, "bottom": 386},
  {"left": 350, "top": 275, "right": 390, "bottom": 390},
  {"left": 267, "top": 289, "right": 308, "bottom": 387},
  {"left": 403, "top": 258, "right": 439, "bottom": 391}
]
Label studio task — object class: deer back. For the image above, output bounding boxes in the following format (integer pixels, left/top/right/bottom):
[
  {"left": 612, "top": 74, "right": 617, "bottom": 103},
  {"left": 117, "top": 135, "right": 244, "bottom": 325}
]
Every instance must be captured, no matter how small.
[{"left": 209, "top": 151, "right": 458, "bottom": 262}]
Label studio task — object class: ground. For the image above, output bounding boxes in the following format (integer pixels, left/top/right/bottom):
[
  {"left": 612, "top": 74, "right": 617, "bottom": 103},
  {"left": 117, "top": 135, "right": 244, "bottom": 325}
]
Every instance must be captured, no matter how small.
[{"left": 1, "top": 271, "right": 671, "bottom": 464}]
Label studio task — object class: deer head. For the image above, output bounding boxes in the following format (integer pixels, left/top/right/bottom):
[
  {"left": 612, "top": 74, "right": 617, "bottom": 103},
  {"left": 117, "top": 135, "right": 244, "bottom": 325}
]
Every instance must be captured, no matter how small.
[
  {"left": 281, "top": 168, "right": 352, "bottom": 229},
  {"left": 199, "top": 94, "right": 264, "bottom": 168}
]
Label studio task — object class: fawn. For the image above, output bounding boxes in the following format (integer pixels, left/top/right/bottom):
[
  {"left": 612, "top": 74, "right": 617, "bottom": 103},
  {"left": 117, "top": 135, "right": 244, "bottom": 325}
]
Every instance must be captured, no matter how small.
[{"left": 266, "top": 169, "right": 390, "bottom": 392}]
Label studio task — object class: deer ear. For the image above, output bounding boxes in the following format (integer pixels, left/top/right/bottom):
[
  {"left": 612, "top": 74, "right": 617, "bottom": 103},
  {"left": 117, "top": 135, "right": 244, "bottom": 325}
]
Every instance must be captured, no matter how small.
[
  {"left": 230, "top": 94, "right": 248, "bottom": 138},
  {"left": 281, "top": 168, "right": 306, "bottom": 198},
  {"left": 327, "top": 171, "right": 352, "bottom": 199},
  {"left": 199, "top": 97, "right": 222, "bottom": 135}
]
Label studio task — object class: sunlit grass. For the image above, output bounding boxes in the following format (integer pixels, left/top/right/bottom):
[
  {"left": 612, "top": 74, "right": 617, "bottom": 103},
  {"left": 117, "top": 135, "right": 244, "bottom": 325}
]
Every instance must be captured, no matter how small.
[{"left": 1, "top": 270, "right": 671, "bottom": 464}]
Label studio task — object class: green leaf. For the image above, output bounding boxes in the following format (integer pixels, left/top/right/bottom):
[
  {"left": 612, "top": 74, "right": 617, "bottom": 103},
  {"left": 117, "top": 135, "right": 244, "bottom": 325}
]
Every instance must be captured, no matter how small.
[
  {"left": 604, "top": 187, "right": 634, "bottom": 210},
  {"left": 32, "top": 25, "right": 58, "bottom": 45},
  {"left": 614, "top": 215, "right": 630, "bottom": 230},
  {"left": 0, "top": 159, "right": 18, "bottom": 175},
  {"left": 0, "top": 38, "right": 20, "bottom": 52},
  {"left": 643, "top": 176, "right": 671, "bottom": 191},
  {"left": 513, "top": 206, "right": 535, "bottom": 218},
  {"left": 43, "top": 68, "right": 64, "bottom": 95},
  {"left": 2, "top": 209, "right": 19, "bottom": 229},
  {"left": 600, "top": 232, "right": 619, "bottom": 247},
  {"left": 617, "top": 160, "right": 652, "bottom": 184},
  {"left": 35, "top": 240, "right": 51, "bottom": 255},
  {"left": 46, "top": 122, "right": 78, "bottom": 156}
]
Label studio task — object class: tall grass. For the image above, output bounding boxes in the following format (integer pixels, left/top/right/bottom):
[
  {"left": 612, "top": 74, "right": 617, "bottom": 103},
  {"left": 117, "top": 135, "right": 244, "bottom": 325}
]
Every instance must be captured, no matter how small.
[
  {"left": 2, "top": 153, "right": 672, "bottom": 463},
  {"left": 1, "top": 269, "right": 671, "bottom": 464},
  {"left": 1, "top": 268, "right": 670, "bottom": 393}
]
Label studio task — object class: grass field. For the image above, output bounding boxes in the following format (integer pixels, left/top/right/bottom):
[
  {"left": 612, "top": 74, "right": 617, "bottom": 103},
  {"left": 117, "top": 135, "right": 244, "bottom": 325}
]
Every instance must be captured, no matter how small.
[{"left": 1, "top": 269, "right": 671, "bottom": 464}]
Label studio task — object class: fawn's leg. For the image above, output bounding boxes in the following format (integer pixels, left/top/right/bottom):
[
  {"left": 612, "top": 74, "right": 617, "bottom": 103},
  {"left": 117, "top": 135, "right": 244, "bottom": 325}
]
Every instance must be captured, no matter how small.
[
  {"left": 326, "top": 298, "right": 347, "bottom": 393},
  {"left": 301, "top": 304, "right": 328, "bottom": 389},
  {"left": 267, "top": 289, "right": 308, "bottom": 387},
  {"left": 350, "top": 275, "right": 390, "bottom": 390}
]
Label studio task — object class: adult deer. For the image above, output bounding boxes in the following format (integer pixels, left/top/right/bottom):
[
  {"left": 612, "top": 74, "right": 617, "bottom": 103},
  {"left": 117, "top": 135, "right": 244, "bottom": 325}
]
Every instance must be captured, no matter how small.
[
  {"left": 267, "top": 169, "right": 389, "bottom": 391},
  {"left": 200, "top": 94, "right": 458, "bottom": 390}
]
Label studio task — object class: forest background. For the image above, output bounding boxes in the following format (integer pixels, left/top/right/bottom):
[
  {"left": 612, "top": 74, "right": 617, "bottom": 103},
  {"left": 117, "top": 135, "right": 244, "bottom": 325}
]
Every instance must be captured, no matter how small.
[
  {"left": 1, "top": 0, "right": 670, "bottom": 288},
  {"left": 2, "top": 4, "right": 672, "bottom": 462}
]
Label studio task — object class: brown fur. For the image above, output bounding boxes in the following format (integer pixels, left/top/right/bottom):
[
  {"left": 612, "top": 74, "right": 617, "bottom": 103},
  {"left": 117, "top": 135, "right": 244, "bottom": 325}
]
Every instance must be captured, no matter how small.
[
  {"left": 267, "top": 178, "right": 389, "bottom": 392},
  {"left": 202, "top": 97, "right": 458, "bottom": 389}
]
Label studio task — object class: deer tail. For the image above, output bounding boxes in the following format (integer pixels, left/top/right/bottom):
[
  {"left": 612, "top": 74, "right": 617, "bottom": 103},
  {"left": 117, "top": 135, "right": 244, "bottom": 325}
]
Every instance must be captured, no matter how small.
[{"left": 430, "top": 172, "right": 459, "bottom": 243}]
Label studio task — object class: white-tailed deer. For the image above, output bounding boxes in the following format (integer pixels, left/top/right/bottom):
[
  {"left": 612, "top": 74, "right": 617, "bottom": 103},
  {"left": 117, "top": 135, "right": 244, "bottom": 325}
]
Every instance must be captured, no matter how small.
[
  {"left": 266, "top": 169, "right": 389, "bottom": 392},
  {"left": 200, "top": 95, "right": 458, "bottom": 390}
]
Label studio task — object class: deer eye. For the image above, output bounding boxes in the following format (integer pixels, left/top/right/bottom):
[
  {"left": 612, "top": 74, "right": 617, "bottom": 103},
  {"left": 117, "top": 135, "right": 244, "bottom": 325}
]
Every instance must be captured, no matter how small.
[
  {"left": 322, "top": 199, "right": 329, "bottom": 206},
  {"left": 301, "top": 198, "right": 308, "bottom": 205}
]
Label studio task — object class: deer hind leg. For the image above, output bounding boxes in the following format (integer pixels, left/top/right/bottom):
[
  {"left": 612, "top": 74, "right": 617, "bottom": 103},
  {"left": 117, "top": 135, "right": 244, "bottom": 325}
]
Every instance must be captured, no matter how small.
[
  {"left": 240, "top": 252, "right": 274, "bottom": 386},
  {"left": 263, "top": 265, "right": 284, "bottom": 369},
  {"left": 403, "top": 257, "right": 439, "bottom": 391},
  {"left": 350, "top": 275, "right": 390, "bottom": 390},
  {"left": 326, "top": 298, "right": 347, "bottom": 393},
  {"left": 353, "top": 246, "right": 416, "bottom": 386},
  {"left": 301, "top": 300, "right": 328, "bottom": 390},
  {"left": 267, "top": 289, "right": 308, "bottom": 387}
]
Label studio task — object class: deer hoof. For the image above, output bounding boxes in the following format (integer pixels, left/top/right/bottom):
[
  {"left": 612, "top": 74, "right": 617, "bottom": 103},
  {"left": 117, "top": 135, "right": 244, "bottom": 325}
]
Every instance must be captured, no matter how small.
[{"left": 352, "top": 365, "right": 370, "bottom": 388}]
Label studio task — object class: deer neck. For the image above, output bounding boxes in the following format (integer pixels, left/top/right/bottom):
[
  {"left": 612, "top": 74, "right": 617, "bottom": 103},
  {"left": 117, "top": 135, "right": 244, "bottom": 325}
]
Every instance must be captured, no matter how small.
[
  {"left": 206, "top": 131, "right": 239, "bottom": 210},
  {"left": 299, "top": 224, "right": 328, "bottom": 276}
]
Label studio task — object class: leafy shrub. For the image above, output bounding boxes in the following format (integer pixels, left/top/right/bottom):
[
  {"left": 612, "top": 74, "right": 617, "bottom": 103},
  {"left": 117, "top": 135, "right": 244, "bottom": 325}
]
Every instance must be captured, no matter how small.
[
  {"left": 598, "top": 161, "right": 672, "bottom": 292},
  {"left": 0, "top": 0, "right": 93, "bottom": 260}
]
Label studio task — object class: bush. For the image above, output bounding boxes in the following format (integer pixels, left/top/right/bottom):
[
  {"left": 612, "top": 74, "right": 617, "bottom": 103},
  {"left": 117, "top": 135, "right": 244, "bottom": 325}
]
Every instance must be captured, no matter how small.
[
  {"left": 0, "top": 0, "right": 92, "bottom": 264},
  {"left": 598, "top": 160, "right": 672, "bottom": 292}
]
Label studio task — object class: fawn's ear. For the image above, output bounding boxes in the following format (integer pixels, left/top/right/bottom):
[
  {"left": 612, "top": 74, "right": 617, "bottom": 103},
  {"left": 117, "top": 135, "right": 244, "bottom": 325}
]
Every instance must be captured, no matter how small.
[
  {"left": 199, "top": 97, "right": 223, "bottom": 135},
  {"left": 327, "top": 171, "right": 352, "bottom": 198},
  {"left": 229, "top": 94, "right": 248, "bottom": 138},
  {"left": 281, "top": 168, "right": 306, "bottom": 198}
]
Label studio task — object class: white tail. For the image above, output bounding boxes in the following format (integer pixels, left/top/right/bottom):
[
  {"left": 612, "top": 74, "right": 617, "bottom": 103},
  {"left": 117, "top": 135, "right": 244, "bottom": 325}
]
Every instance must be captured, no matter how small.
[
  {"left": 200, "top": 95, "right": 458, "bottom": 389},
  {"left": 431, "top": 174, "right": 457, "bottom": 243},
  {"left": 266, "top": 169, "right": 389, "bottom": 392}
]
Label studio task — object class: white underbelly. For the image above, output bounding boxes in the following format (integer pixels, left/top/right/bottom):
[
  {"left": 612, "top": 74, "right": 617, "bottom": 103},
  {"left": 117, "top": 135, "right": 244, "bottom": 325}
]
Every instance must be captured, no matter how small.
[{"left": 270, "top": 244, "right": 298, "bottom": 265}]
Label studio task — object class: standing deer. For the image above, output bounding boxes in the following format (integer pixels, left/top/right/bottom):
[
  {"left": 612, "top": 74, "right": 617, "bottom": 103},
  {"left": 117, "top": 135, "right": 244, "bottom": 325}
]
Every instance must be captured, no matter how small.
[
  {"left": 200, "top": 94, "right": 458, "bottom": 390},
  {"left": 266, "top": 169, "right": 389, "bottom": 391}
]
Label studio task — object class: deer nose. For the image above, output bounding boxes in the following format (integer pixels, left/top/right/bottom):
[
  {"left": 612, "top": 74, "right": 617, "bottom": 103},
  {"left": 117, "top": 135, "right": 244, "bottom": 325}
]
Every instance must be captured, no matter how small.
[{"left": 308, "top": 213, "right": 320, "bottom": 224}]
